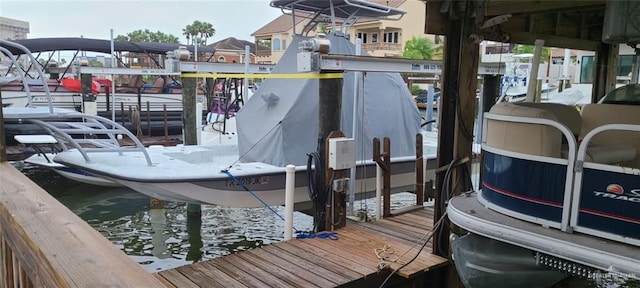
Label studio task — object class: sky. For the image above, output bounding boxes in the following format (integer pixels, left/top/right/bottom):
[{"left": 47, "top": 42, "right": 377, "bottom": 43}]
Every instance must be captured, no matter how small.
[{"left": 1, "top": 0, "right": 283, "bottom": 43}]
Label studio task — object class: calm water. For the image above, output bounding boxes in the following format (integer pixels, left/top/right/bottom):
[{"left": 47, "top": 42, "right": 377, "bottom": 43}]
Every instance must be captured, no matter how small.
[{"left": 18, "top": 164, "right": 418, "bottom": 272}]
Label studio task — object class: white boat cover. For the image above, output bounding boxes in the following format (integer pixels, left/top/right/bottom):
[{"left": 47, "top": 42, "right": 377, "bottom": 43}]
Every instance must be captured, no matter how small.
[{"left": 236, "top": 34, "right": 421, "bottom": 166}]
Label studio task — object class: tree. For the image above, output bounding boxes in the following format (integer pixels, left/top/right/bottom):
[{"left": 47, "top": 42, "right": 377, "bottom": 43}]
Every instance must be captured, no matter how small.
[
  {"left": 183, "top": 20, "right": 216, "bottom": 45},
  {"left": 511, "top": 44, "right": 550, "bottom": 63},
  {"left": 115, "top": 29, "right": 179, "bottom": 43},
  {"left": 257, "top": 39, "right": 271, "bottom": 48},
  {"left": 88, "top": 59, "right": 104, "bottom": 67},
  {"left": 403, "top": 36, "right": 435, "bottom": 60}
]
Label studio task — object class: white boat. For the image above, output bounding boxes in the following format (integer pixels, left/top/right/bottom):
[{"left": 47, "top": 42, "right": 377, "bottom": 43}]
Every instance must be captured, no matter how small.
[
  {"left": 499, "top": 53, "right": 558, "bottom": 103},
  {"left": 448, "top": 97, "right": 640, "bottom": 285},
  {"left": 0, "top": 37, "right": 219, "bottom": 112},
  {"left": 52, "top": 1, "right": 440, "bottom": 209}
]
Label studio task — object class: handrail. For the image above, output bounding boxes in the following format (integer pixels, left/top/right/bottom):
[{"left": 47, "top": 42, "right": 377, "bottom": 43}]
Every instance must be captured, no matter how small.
[
  {"left": 28, "top": 112, "right": 154, "bottom": 166},
  {"left": 0, "top": 46, "right": 34, "bottom": 107},
  {"left": 0, "top": 39, "right": 53, "bottom": 113},
  {"left": 569, "top": 123, "right": 640, "bottom": 228}
]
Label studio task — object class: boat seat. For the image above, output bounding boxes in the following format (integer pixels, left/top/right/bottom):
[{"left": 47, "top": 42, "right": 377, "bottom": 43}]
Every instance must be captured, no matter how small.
[
  {"left": 579, "top": 103, "right": 640, "bottom": 168},
  {"left": 486, "top": 102, "right": 581, "bottom": 158}
]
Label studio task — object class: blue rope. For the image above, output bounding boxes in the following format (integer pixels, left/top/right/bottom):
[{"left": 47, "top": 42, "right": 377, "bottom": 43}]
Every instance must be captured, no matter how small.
[
  {"left": 220, "top": 169, "right": 339, "bottom": 241},
  {"left": 296, "top": 231, "right": 339, "bottom": 240},
  {"left": 221, "top": 169, "right": 301, "bottom": 232}
]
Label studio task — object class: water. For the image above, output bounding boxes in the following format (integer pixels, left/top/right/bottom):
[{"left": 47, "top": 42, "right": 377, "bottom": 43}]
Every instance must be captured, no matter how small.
[{"left": 18, "top": 164, "right": 418, "bottom": 272}]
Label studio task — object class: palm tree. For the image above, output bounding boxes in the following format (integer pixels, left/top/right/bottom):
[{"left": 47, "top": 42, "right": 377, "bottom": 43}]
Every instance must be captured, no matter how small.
[
  {"left": 182, "top": 24, "right": 194, "bottom": 45},
  {"left": 199, "top": 22, "right": 216, "bottom": 45}
]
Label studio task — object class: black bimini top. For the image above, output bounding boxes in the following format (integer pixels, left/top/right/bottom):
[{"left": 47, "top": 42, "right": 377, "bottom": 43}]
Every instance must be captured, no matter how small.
[
  {"left": 270, "top": 0, "right": 406, "bottom": 19},
  {"left": 0, "top": 37, "right": 216, "bottom": 55}
]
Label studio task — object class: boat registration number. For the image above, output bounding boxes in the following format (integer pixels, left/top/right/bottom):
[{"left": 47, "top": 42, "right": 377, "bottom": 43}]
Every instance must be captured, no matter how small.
[{"left": 225, "top": 176, "right": 269, "bottom": 187}]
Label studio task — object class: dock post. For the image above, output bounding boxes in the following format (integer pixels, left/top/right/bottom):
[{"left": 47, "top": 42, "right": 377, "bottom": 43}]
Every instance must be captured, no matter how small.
[
  {"left": 0, "top": 90, "right": 5, "bottom": 162},
  {"left": 81, "top": 73, "right": 97, "bottom": 116},
  {"left": 434, "top": 12, "right": 479, "bottom": 287},
  {"left": 183, "top": 72, "right": 202, "bottom": 217},
  {"left": 318, "top": 69, "right": 345, "bottom": 231},
  {"left": 284, "top": 164, "right": 296, "bottom": 240}
]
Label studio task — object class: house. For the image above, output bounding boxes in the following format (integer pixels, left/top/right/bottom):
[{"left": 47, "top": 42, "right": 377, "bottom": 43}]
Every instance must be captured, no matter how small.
[
  {"left": 251, "top": 12, "right": 316, "bottom": 64},
  {"left": 251, "top": 0, "right": 439, "bottom": 64},
  {"left": 206, "top": 37, "right": 266, "bottom": 64}
]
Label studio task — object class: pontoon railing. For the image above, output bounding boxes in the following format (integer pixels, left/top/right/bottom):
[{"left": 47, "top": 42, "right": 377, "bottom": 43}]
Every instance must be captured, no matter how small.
[{"left": 0, "top": 39, "right": 53, "bottom": 112}]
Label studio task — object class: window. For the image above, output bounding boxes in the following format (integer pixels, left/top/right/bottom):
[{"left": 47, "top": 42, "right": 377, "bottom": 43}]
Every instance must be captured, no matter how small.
[
  {"left": 383, "top": 32, "right": 399, "bottom": 44},
  {"left": 580, "top": 56, "right": 594, "bottom": 84},
  {"left": 357, "top": 32, "right": 368, "bottom": 44},
  {"left": 371, "top": 33, "right": 378, "bottom": 43},
  {"left": 282, "top": 39, "right": 287, "bottom": 50},
  {"left": 579, "top": 55, "right": 638, "bottom": 84},
  {"left": 217, "top": 56, "right": 226, "bottom": 63},
  {"left": 273, "top": 38, "right": 281, "bottom": 51}
]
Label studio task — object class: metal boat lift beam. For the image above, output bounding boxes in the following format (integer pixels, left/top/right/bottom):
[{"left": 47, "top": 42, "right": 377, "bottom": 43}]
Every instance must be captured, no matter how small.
[
  {"left": 75, "top": 62, "right": 275, "bottom": 76},
  {"left": 301, "top": 53, "right": 442, "bottom": 74}
]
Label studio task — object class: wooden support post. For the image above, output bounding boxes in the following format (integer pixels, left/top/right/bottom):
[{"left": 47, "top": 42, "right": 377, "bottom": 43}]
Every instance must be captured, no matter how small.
[
  {"left": 593, "top": 43, "right": 618, "bottom": 103},
  {"left": 0, "top": 90, "right": 5, "bottom": 163},
  {"left": 416, "top": 133, "right": 424, "bottom": 205},
  {"left": 434, "top": 14, "right": 479, "bottom": 288},
  {"left": 373, "top": 137, "right": 391, "bottom": 218},
  {"left": 182, "top": 73, "right": 201, "bottom": 217},
  {"left": 319, "top": 70, "right": 343, "bottom": 231}
]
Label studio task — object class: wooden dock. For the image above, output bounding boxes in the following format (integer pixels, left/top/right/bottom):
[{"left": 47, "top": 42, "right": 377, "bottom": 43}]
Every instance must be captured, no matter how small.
[{"left": 155, "top": 208, "right": 448, "bottom": 287}]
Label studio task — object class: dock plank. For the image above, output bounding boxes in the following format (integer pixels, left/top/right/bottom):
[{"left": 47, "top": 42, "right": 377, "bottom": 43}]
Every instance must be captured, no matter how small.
[
  {"left": 152, "top": 274, "right": 176, "bottom": 288},
  {"left": 243, "top": 246, "right": 337, "bottom": 288},
  {"left": 206, "top": 256, "right": 271, "bottom": 287},
  {"left": 270, "top": 242, "right": 364, "bottom": 280},
  {"left": 260, "top": 245, "right": 350, "bottom": 285},
  {"left": 285, "top": 240, "right": 374, "bottom": 276},
  {"left": 234, "top": 248, "right": 320, "bottom": 288},
  {"left": 157, "top": 268, "right": 200, "bottom": 288},
  {"left": 153, "top": 207, "right": 447, "bottom": 287},
  {"left": 339, "top": 226, "right": 448, "bottom": 277}
]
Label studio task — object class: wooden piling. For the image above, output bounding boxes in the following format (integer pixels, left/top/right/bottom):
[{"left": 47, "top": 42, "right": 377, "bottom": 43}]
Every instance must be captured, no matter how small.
[
  {"left": 318, "top": 71, "right": 344, "bottom": 231},
  {"left": 0, "top": 90, "right": 5, "bottom": 163},
  {"left": 182, "top": 73, "right": 202, "bottom": 217}
]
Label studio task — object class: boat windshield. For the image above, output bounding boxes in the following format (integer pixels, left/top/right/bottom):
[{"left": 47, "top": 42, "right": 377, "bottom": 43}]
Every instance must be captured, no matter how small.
[{"left": 599, "top": 84, "right": 640, "bottom": 105}]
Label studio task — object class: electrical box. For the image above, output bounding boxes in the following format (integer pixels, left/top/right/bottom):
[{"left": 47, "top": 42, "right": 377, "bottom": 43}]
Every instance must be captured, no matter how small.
[
  {"left": 328, "top": 137, "right": 356, "bottom": 170},
  {"left": 297, "top": 52, "right": 319, "bottom": 72}
]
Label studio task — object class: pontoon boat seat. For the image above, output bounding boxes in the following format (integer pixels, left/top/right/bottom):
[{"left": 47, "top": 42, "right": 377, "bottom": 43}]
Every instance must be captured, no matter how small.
[
  {"left": 486, "top": 102, "right": 581, "bottom": 158},
  {"left": 579, "top": 103, "right": 640, "bottom": 167}
]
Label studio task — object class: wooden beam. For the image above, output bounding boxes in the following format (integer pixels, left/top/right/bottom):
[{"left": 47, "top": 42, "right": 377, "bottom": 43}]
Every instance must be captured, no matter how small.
[
  {"left": 425, "top": 0, "right": 447, "bottom": 35},
  {"left": 484, "top": 0, "right": 606, "bottom": 17},
  {"left": 507, "top": 32, "right": 600, "bottom": 51}
]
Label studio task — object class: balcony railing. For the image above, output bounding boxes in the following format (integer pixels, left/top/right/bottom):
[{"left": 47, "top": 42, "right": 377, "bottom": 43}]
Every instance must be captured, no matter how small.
[
  {"left": 256, "top": 50, "right": 272, "bottom": 57},
  {"left": 362, "top": 42, "right": 402, "bottom": 52}
]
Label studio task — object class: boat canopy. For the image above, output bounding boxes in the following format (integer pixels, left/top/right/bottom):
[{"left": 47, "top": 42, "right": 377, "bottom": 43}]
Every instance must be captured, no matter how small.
[
  {"left": 0, "top": 37, "right": 216, "bottom": 55},
  {"left": 270, "top": 0, "right": 406, "bottom": 19},
  {"left": 236, "top": 34, "right": 421, "bottom": 166}
]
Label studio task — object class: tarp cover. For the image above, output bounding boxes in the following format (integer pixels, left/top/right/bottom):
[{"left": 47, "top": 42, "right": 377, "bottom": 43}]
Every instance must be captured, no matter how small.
[{"left": 236, "top": 34, "right": 421, "bottom": 166}]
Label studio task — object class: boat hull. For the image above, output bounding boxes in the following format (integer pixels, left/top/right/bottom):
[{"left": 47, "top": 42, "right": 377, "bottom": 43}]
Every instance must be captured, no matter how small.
[
  {"left": 110, "top": 163, "right": 419, "bottom": 208},
  {"left": 451, "top": 233, "right": 567, "bottom": 288},
  {"left": 24, "top": 154, "right": 121, "bottom": 187}
]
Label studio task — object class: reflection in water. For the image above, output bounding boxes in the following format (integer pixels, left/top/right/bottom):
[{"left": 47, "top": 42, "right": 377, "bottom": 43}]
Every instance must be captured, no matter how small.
[{"left": 18, "top": 164, "right": 419, "bottom": 272}]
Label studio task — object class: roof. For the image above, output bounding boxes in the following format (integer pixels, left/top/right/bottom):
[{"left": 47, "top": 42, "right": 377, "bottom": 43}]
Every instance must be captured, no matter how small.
[
  {"left": 270, "top": 0, "right": 406, "bottom": 19},
  {"left": 208, "top": 37, "right": 266, "bottom": 54},
  {"left": 252, "top": 13, "right": 310, "bottom": 36},
  {"left": 0, "top": 37, "right": 216, "bottom": 56}
]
